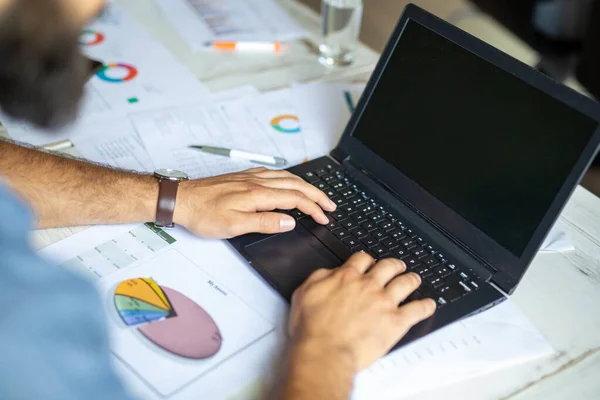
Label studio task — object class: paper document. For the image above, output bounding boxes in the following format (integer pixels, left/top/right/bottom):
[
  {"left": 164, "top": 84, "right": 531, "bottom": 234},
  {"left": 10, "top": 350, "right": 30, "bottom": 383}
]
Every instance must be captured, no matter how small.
[
  {"left": 292, "top": 83, "right": 366, "bottom": 160},
  {"left": 132, "top": 89, "right": 310, "bottom": 178},
  {"left": 71, "top": 118, "right": 155, "bottom": 172},
  {"left": 1, "top": 3, "right": 210, "bottom": 146},
  {"left": 155, "top": 0, "right": 308, "bottom": 51},
  {"left": 72, "top": 86, "right": 260, "bottom": 172},
  {"left": 540, "top": 227, "right": 574, "bottom": 253},
  {"left": 40, "top": 223, "right": 288, "bottom": 400},
  {"left": 41, "top": 223, "right": 552, "bottom": 400},
  {"left": 352, "top": 299, "right": 554, "bottom": 399}
]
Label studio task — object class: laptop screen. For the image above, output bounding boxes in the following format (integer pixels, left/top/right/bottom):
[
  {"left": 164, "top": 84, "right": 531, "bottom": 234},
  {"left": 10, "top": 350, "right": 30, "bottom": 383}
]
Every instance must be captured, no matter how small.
[{"left": 353, "top": 20, "right": 599, "bottom": 257}]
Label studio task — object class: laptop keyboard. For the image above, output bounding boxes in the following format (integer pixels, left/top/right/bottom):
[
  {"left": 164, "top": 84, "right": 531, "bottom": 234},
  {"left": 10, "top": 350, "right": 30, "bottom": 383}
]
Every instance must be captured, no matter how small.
[{"left": 290, "top": 163, "right": 483, "bottom": 309}]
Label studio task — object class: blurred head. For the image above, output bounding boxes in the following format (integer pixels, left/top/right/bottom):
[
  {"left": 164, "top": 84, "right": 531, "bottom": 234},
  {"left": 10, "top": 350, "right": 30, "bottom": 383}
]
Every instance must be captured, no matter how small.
[{"left": 0, "top": 0, "right": 106, "bottom": 128}]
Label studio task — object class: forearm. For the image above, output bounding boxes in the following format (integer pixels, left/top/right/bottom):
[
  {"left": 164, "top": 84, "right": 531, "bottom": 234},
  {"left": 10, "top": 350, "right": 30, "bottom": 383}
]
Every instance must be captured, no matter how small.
[
  {"left": 0, "top": 139, "right": 157, "bottom": 228},
  {"left": 279, "top": 340, "right": 356, "bottom": 400}
]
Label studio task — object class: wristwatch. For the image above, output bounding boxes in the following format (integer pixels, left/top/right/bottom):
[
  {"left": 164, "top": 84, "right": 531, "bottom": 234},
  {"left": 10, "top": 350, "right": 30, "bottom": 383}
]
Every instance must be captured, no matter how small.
[{"left": 153, "top": 168, "right": 189, "bottom": 228}]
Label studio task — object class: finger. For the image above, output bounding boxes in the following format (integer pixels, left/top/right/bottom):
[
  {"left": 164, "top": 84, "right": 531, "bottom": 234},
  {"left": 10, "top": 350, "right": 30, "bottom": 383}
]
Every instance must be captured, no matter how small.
[
  {"left": 244, "top": 167, "right": 270, "bottom": 173},
  {"left": 395, "top": 298, "right": 437, "bottom": 328},
  {"left": 229, "top": 211, "right": 296, "bottom": 236},
  {"left": 253, "top": 169, "right": 303, "bottom": 180},
  {"left": 303, "top": 267, "right": 335, "bottom": 286},
  {"left": 365, "top": 258, "right": 407, "bottom": 286},
  {"left": 246, "top": 188, "right": 330, "bottom": 225},
  {"left": 341, "top": 251, "right": 376, "bottom": 274},
  {"left": 253, "top": 177, "right": 336, "bottom": 212},
  {"left": 385, "top": 272, "right": 421, "bottom": 305}
]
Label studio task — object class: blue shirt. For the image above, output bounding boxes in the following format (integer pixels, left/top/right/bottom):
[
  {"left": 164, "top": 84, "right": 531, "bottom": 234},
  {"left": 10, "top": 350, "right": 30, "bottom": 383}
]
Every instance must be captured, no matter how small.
[{"left": 0, "top": 184, "right": 133, "bottom": 400}]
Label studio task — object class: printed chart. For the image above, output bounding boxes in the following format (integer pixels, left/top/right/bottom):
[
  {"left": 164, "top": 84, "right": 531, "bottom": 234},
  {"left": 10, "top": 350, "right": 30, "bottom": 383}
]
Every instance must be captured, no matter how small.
[
  {"left": 60, "top": 223, "right": 175, "bottom": 280},
  {"left": 115, "top": 278, "right": 223, "bottom": 359},
  {"left": 104, "top": 250, "right": 274, "bottom": 396}
]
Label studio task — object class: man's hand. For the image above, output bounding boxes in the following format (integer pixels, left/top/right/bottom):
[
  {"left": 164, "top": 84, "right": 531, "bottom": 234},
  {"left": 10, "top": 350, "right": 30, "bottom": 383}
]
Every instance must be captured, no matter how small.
[
  {"left": 174, "top": 167, "right": 337, "bottom": 238},
  {"left": 280, "top": 253, "right": 436, "bottom": 400}
]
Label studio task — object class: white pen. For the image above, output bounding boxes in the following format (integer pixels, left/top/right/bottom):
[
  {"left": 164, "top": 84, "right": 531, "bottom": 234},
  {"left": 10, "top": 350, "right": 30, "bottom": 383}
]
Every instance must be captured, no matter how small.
[
  {"left": 40, "top": 139, "right": 74, "bottom": 151},
  {"left": 189, "top": 145, "right": 287, "bottom": 167}
]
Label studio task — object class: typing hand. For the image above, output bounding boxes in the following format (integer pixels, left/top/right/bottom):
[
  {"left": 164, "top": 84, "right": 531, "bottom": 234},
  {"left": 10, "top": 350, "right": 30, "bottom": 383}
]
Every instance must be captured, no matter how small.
[
  {"left": 288, "top": 252, "right": 436, "bottom": 372},
  {"left": 173, "top": 167, "right": 336, "bottom": 238}
]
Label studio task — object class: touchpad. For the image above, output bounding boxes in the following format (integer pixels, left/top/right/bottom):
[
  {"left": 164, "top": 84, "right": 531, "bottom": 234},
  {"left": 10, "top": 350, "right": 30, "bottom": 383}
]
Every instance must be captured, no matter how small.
[{"left": 245, "top": 225, "right": 342, "bottom": 301}]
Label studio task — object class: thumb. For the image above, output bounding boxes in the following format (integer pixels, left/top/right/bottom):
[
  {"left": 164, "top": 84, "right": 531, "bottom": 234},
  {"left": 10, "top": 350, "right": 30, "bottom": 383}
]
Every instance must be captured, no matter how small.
[{"left": 231, "top": 211, "right": 296, "bottom": 236}]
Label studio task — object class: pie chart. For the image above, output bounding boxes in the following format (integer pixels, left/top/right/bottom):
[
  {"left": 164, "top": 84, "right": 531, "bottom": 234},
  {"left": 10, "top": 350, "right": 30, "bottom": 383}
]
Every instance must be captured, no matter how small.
[{"left": 114, "top": 278, "right": 222, "bottom": 359}]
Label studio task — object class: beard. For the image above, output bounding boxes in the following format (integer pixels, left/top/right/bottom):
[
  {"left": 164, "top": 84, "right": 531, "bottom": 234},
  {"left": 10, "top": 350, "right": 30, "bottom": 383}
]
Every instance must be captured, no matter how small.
[{"left": 0, "top": 0, "right": 89, "bottom": 129}]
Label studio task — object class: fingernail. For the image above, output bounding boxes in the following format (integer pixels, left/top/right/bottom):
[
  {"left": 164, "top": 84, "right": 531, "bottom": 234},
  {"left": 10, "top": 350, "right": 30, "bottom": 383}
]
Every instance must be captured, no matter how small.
[
  {"left": 428, "top": 298, "right": 437, "bottom": 311},
  {"left": 412, "top": 272, "right": 421, "bottom": 284},
  {"left": 280, "top": 216, "right": 296, "bottom": 231},
  {"left": 329, "top": 200, "right": 337, "bottom": 210}
]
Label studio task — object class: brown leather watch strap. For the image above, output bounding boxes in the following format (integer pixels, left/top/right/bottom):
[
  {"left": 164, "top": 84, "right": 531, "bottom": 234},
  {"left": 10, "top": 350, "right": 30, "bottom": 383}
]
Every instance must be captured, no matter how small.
[{"left": 155, "top": 179, "right": 180, "bottom": 228}]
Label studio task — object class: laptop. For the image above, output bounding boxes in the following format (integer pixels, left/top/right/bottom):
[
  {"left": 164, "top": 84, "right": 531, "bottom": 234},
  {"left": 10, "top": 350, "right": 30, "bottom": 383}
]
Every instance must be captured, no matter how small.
[{"left": 229, "top": 4, "right": 600, "bottom": 349}]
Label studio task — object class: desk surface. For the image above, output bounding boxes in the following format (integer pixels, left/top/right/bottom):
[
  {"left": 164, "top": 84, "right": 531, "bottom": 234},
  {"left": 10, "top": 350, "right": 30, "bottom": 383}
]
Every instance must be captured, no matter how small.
[{"left": 25, "top": 1, "right": 600, "bottom": 399}]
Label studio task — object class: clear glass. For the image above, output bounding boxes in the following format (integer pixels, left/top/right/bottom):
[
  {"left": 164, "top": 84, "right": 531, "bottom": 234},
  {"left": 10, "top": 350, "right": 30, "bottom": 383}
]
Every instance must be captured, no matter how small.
[{"left": 318, "top": 0, "right": 364, "bottom": 66}]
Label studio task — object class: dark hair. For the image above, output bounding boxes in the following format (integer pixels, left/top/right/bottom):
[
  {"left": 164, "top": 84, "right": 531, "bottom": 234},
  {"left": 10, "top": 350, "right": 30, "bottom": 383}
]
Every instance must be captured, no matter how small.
[{"left": 0, "top": 0, "right": 88, "bottom": 129}]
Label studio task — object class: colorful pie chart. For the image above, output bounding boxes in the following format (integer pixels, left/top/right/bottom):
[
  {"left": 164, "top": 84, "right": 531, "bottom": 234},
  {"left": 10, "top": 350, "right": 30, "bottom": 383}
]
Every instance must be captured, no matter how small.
[
  {"left": 79, "top": 29, "right": 105, "bottom": 46},
  {"left": 114, "top": 278, "right": 222, "bottom": 359},
  {"left": 271, "top": 114, "right": 301, "bottom": 134},
  {"left": 96, "top": 63, "right": 138, "bottom": 83}
]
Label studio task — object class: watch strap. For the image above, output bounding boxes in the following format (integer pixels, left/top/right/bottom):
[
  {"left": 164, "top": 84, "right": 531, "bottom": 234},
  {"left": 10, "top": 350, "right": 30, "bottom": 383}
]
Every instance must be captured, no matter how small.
[{"left": 155, "top": 179, "right": 180, "bottom": 228}]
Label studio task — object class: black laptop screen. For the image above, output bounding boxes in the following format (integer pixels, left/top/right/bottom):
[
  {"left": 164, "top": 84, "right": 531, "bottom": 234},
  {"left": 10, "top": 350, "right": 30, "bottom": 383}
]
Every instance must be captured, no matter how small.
[{"left": 353, "top": 20, "right": 598, "bottom": 257}]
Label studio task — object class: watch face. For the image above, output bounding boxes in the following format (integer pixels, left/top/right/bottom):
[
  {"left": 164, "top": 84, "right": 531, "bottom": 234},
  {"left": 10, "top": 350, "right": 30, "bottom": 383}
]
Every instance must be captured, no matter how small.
[{"left": 154, "top": 168, "right": 189, "bottom": 180}]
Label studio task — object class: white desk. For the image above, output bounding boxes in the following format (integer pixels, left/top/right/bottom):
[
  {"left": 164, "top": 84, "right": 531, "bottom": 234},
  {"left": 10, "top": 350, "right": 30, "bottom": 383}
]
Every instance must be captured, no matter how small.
[{"left": 21, "top": 1, "right": 600, "bottom": 399}]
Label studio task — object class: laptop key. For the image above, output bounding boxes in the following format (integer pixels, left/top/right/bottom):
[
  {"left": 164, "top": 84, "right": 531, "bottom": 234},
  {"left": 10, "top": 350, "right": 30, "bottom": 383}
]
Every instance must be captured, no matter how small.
[
  {"left": 332, "top": 228, "right": 350, "bottom": 240},
  {"left": 342, "top": 205, "right": 357, "bottom": 215},
  {"left": 411, "top": 247, "right": 427, "bottom": 258},
  {"left": 322, "top": 174, "right": 338, "bottom": 184},
  {"left": 439, "top": 286, "right": 461, "bottom": 302},
  {"left": 370, "top": 213, "right": 385, "bottom": 223},
  {"left": 326, "top": 221, "right": 340, "bottom": 231},
  {"left": 330, "top": 196, "right": 348, "bottom": 207},
  {"left": 383, "top": 239, "right": 399, "bottom": 250},
  {"left": 401, "top": 239, "right": 417, "bottom": 250},
  {"left": 468, "top": 280, "right": 480, "bottom": 290},
  {"left": 342, "top": 237, "right": 361, "bottom": 249},
  {"left": 414, "top": 265, "right": 432, "bottom": 277},
  {"left": 360, "top": 235, "right": 378, "bottom": 248},
  {"left": 360, "top": 221, "right": 379, "bottom": 231},
  {"left": 433, "top": 265, "right": 451, "bottom": 278},
  {"left": 436, "top": 296, "right": 448, "bottom": 308},
  {"left": 352, "top": 212, "right": 367, "bottom": 223},
  {"left": 458, "top": 271, "right": 470, "bottom": 281},
  {"left": 331, "top": 210, "right": 348, "bottom": 222},
  {"left": 291, "top": 209, "right": 307, "bottom": 219},
  {"left": 421, "top": 256, "right": 440, "bottom": 267},
  {"left": 315, "top": 168, "right": 328, "bottom": 177},
  {"left": 394, "top": 248, "right": 410, "bottom": 259},
  {"left": 371, "top": 245, "right": 388, "bottom": 257},
  {"left": 325, "top": 189, "right": 337, "bottom": 198},
  {"left": 426, "top": 275, "right": 443, "bottom": 287},
  {"left": 404, "top": 257, "right": 421, "bottom": 269},
  {"left": 405, "top": 229, "right": 418, "bottom": 238},
  {"left": 371, "top": 229, "right": 388, "bottom": 241},
  {"left": 303, "top": 172, "right": 320, "bottom": 183},
  {"left": 351, "top": 197, "right": 366, "bottom": 207},
  {"left": 377, "top": 220, "right": 395, "bottom": 231},
  {"left": 341, "top": 219, "right": 357, "bottom": 230},
  {"left": 351, "top": 228, "right": 368, "bottom": 239},
  {"left": 390, "top": 230, "right": 407, "bottom": 241},
  {"left": 314, "top": 181, "right": 328, "bottom": 190}
]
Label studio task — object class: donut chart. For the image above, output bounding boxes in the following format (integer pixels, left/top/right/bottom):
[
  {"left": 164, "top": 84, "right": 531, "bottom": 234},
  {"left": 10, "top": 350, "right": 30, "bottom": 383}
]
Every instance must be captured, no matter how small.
[
  {"left": 114, "top": 278, "right": 222, "bottom": 359},
  {"left": 79, "top": 29, "right": 105, "bottom": 46},
  {"left": 270, "top": 114, "right": 301, "bottom": 134},
  {"left": 96, "top": 63, "right": 138, "bottom": 83}
]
